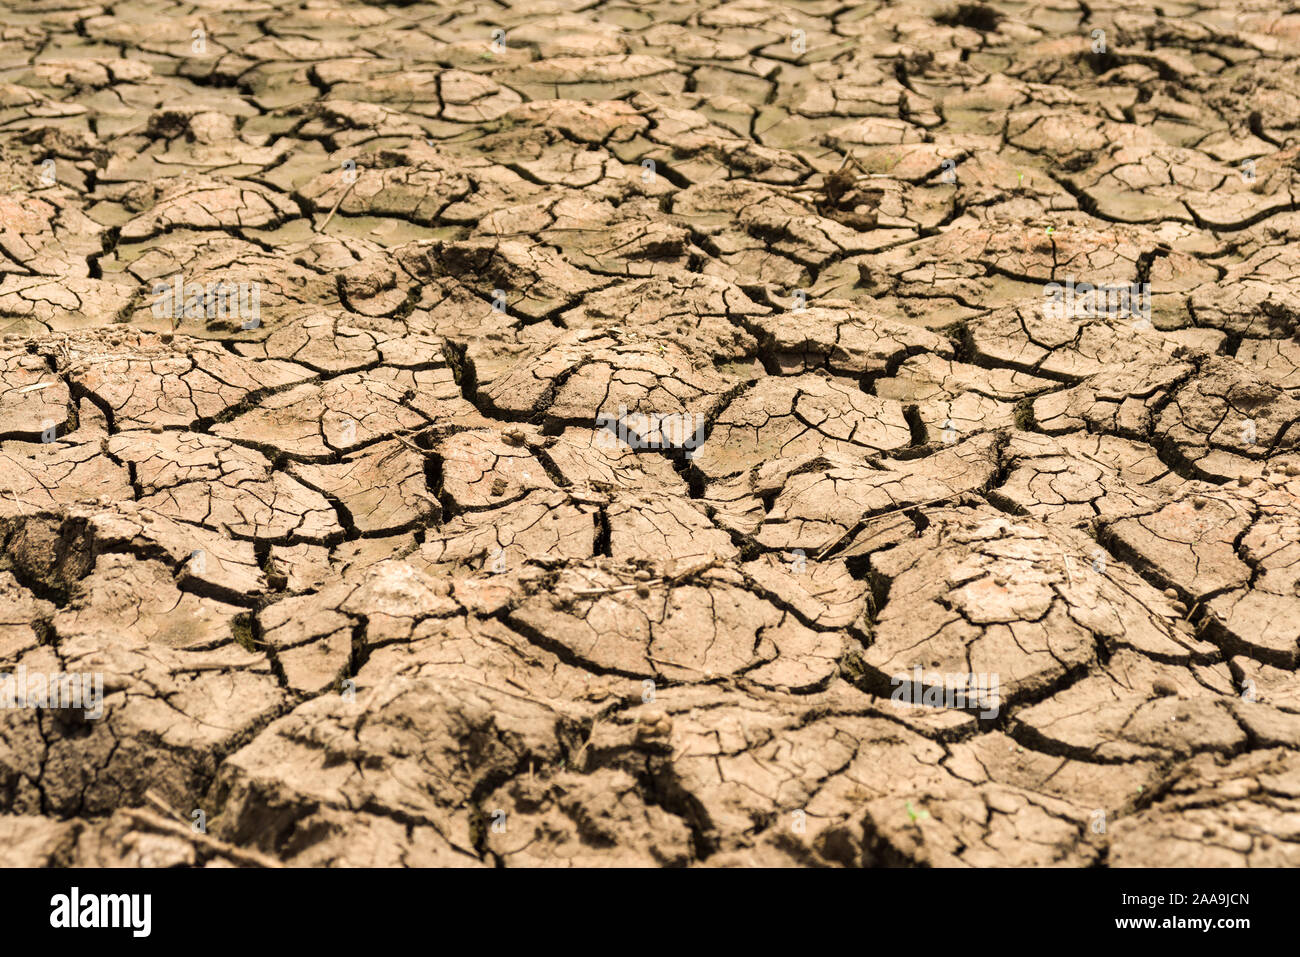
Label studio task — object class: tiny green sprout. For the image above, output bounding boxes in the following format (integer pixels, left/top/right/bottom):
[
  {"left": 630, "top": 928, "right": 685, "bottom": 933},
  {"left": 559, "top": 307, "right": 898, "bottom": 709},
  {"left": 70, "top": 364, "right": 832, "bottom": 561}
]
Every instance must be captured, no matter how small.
[
  {"left": 905, "top": 801, "right": 930, "bottom": 823},
  {"left": 1046, "top": 225, "right": 1054, "bottom": 235}
]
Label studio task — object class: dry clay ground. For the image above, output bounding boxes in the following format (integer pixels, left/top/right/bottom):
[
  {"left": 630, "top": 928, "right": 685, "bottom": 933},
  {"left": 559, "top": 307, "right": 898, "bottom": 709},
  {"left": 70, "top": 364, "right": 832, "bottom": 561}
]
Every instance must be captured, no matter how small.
[{"left": 1, "top": 0, "right": 1300, "bottom": 869}]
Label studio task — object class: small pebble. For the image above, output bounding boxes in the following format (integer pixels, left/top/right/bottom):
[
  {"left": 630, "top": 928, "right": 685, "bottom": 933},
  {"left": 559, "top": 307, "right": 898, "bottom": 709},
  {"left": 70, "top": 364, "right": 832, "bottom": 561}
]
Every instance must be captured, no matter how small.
[
  {"left": 635, "top": 583, "right": 650, "bottom": 598},
  {"left": 1163, "top": 587, "right": 1178, "bottom": 599},
  {"left": 1153, "top": 678, "right": 1178, "bottom": 697},
  {"left": 1193, "top": 496, "right": 1207, "bottom": 509}
]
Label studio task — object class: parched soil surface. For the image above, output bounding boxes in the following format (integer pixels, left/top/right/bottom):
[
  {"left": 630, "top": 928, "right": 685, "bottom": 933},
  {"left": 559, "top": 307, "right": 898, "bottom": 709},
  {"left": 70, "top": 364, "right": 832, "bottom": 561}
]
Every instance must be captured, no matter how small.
[{"left": 1, "top": 0, "right": 1300, "bottom": 868}]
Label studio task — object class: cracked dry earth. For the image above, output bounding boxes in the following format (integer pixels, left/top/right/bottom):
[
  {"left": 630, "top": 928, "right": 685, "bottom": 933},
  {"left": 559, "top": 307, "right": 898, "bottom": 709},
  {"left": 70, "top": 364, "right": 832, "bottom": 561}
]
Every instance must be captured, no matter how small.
[{"left": 3, "top": 0, "right": 1300, "bottom": 871}]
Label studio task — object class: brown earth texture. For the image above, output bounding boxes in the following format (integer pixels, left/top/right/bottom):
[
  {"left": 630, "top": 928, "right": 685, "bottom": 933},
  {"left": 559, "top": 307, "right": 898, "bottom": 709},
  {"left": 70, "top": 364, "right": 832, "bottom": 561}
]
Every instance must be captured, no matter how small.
[{"left": 1, "top": 0, "right": 1300, "bottom": 868}]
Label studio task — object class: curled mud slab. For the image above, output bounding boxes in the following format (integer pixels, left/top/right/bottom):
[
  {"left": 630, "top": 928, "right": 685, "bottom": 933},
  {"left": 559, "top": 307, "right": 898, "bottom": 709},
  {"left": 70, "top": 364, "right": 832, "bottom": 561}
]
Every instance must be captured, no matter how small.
[{"left": 1, "top": 0, "right": 1300, "bottom": 868}]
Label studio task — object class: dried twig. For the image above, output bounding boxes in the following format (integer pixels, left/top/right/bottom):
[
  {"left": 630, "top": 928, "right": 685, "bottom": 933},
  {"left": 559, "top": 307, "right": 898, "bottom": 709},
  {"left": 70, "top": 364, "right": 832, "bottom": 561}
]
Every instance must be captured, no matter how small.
[
  {"left": 317, "top": 177, "right": 357, "bottom": 232},
  {"left": 814, "top": 494, "right": 963, "bottom": 560},
  {"left": 122, "top": 807, "right": 283, "bottom": 868},
  {"left": 144, "top": 789, "right": 188, "bottom": 824}
]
